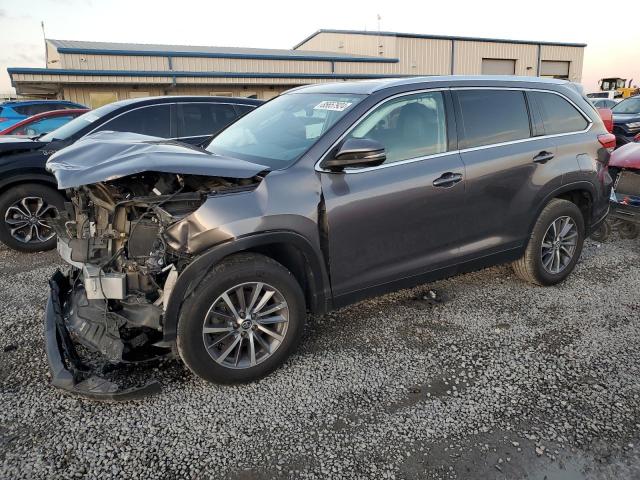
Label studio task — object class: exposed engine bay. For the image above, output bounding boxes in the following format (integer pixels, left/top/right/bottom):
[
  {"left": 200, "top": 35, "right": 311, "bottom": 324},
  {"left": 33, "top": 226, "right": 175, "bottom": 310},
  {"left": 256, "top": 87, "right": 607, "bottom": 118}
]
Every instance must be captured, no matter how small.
[{"left": 49, "top": 171, "right": 263, "bottom": 397}]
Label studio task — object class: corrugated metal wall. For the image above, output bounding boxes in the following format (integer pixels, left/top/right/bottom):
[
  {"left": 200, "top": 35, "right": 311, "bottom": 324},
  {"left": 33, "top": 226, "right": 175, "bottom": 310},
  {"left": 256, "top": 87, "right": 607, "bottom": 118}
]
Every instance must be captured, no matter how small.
[
  {"left": 453, "top": 40, "right": 538, "bottom": 76},
  {"left": 540, "top": 45, "right": 583, "bottom": 82},
  {"left": 61, "top": 85, "right": 165, "bottom": 105},
  {"left": 15, "top": 34, "right": 585, "bottom": 101},
  {"left": 172, "top": 57, "right": 332, "bottom": 74},
  {"left": 297, "top": 32, "right": 397, "bottom": 58},
  {"left": 298, "top": 32, "right": 583, "bottom": 80},
  {"left": 60, "top": 85, "right": 294, "bottom": 105},
  {"left": 60, "top": 53, "right": 169, "bottom": 71}
]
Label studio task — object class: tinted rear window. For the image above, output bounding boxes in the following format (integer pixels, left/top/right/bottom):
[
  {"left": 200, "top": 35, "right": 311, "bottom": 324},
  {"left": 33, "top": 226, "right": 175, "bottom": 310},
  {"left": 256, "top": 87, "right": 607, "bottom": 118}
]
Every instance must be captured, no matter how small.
[
  {"left": 456, "top": 90, "right": 531, "bottom": 149},
  {"left": 531, "top": 92, "right": 588, "bottom": 135},
  {"left": 12, "top": 105, "right": 32, "bottom": 116}
]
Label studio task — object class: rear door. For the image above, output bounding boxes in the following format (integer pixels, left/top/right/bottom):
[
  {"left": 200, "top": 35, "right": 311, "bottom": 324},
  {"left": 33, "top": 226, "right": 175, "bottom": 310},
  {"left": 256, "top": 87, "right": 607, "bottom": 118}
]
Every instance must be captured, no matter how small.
[
  {"left": 529, "top": 90, "right": 594, "bottom": 189},
  {"left": 176, "top": 102, "right": 241, "bottom": 145},
  {"left": 321, "top": 90, "right": 466, "bottom": 298},
  {"left": 453, "top": 88, "right": 559, "bottom": 260}
]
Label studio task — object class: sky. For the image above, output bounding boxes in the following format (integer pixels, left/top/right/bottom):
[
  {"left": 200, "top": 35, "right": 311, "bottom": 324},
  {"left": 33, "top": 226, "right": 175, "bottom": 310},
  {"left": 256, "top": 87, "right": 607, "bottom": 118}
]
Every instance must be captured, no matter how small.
[{"left": 0, "top": 0, "right": 638, "bottom": 94}]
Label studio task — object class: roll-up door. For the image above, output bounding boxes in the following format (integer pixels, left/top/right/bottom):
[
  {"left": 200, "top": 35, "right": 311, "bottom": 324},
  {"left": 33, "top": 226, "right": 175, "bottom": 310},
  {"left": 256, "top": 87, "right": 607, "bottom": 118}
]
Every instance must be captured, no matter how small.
[
  {"left": 481, "top": 59, "right": 516, "bottom": 75},
  {"left": 540, "top": 61, "right": 570, "bottom": 79}
]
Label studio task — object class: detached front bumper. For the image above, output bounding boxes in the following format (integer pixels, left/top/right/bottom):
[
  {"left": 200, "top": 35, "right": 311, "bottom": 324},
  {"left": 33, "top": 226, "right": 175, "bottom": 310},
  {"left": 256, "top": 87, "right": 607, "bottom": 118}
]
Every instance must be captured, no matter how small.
[{"left": 44, "top": 270, "right": 162, "bottom": 401}]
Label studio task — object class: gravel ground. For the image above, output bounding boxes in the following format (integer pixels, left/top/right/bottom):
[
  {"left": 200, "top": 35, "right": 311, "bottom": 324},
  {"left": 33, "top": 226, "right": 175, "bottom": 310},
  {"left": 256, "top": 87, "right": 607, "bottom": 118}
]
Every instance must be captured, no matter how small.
[{"left": 1, "top": 236, "right": 639, "bottom": 479}]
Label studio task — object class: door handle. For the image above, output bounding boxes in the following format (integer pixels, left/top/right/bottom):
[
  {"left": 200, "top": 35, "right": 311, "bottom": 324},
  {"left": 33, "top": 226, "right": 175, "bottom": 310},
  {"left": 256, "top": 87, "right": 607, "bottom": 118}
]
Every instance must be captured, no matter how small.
[
  {"left": 533, "top": 151, "right": 555, "bottom": 163},
  {"left": 433, "top": 172, "right": 463, "bottom": 188}
]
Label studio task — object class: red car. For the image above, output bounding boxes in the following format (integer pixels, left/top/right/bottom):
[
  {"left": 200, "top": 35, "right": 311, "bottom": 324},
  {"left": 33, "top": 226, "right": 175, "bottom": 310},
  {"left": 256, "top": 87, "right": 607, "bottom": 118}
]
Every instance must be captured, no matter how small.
[
  {"left": 0, "top": 108, "right": 88, "bottom": 136},
  {"left": 597, "top": 108, "right": 613, "bottom": 133},
  {"left": 591, "top": 141, "right": 640, "bottom": 240}
]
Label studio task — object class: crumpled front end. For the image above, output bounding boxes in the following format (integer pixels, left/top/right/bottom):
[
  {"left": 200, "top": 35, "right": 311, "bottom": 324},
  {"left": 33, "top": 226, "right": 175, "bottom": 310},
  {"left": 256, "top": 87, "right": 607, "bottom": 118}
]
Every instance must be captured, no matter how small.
[
  {"left": 608, "top": 143, "right": 640, "bottom": 225},
  {"left": 44, "top": 167, "right": 264, "bottom": 400}
]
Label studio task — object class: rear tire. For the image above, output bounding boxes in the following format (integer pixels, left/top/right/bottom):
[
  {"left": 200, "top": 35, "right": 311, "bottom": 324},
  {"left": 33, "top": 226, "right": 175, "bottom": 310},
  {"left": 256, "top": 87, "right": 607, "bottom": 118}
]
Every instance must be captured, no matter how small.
[
  {"left": 0, "top": 183, "right": 65, "bottom": 252},
  {"left": 177, "top": 253, "right": 306, "bottom": 384},
  {"left": 512, "top": 199, "right": 585, "bottom": 286}
]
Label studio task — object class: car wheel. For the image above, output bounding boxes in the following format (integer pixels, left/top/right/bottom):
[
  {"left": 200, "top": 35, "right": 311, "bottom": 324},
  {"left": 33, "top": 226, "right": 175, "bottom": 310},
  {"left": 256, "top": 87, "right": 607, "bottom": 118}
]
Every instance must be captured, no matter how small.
[
  {"left": 589, "top": 219, "right": 611, "bottom": 242},
  {"left": 512, "top": 199, "right": 585, "bottom": 286},
  {"left": 177, "top": 253, "right": 306, "bottom": 384},
  {"left": 0, "top": 183, "right": 65, "bottom": 253}
]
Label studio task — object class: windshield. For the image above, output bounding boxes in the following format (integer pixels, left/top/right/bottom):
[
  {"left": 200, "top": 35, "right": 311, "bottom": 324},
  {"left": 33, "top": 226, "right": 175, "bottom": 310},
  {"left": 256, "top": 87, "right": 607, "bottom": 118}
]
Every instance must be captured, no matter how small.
[
  {"left": 612, "top": 97, "right": 640, "bottom": 114},
  {"left": 206, "top": 92, "right": 365, "bottom": 168},
  {"left": 40, "top": 102, "right": 121, "bottom": 142}
]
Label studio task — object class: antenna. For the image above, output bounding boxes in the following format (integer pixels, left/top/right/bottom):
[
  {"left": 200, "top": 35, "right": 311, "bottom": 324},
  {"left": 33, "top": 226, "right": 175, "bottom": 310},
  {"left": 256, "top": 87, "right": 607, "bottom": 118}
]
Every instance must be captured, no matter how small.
[{"left": 41, "top": 21, "right": 48, "bottom": 67}]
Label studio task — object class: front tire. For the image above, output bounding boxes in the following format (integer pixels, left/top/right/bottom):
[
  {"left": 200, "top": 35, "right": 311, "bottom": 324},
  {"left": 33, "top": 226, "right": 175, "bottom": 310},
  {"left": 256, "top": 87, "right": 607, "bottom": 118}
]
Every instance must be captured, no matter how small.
[
  {"left": 177, "top": 253, "right": 306, "bottom": 384},
  {"left": 512, "top": 199, "right": 585, "bottom": 286},
  {"left": 0, "top": 183, "right": 65, "bottom": 252}
]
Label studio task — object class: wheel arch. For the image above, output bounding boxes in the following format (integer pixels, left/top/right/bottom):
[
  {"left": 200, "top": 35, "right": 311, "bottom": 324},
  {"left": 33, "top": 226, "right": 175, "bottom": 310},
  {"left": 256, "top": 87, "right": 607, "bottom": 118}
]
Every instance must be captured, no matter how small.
[
  {"left": 0, "top": 171, "right": 60, "bottom": 196},
  {"left": 162, "top": 231, "right": 332, "bottom": 344},
  {"left": 529, "top": 182, "right": 595, "bottom": 239}
]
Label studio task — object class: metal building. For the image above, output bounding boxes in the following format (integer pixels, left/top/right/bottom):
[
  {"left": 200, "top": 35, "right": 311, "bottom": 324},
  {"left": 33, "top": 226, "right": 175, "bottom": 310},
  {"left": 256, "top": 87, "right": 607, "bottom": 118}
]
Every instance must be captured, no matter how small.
[{"left": 8, "top": 29, "right": 585, "bottom": 108}]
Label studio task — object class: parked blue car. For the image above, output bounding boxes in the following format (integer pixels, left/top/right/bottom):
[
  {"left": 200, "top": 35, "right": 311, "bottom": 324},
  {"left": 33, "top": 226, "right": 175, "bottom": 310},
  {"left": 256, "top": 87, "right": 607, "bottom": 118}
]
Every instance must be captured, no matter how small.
[{"left": 0, "top": 100, "right": 87, "bottom": 130}]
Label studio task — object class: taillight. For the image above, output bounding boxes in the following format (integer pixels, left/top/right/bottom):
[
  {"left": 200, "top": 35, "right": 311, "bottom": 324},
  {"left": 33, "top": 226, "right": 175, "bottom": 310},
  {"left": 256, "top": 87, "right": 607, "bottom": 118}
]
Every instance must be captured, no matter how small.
[
  {"left": 0, "top": 118, "right": 7, "bottom": 123},
  {"left": 598, "top": 133, "right": 616, "bottom": 153},
  {"left": 635, "top": 132, "right": 640, "bottom": 142}
]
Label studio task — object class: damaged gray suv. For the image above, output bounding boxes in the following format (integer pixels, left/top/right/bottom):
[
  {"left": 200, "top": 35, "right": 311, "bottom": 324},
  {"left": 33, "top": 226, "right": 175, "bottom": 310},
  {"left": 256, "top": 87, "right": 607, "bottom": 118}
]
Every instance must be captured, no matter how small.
[{"left": 45, "top": 76, "right": 613, "bottom": 399}]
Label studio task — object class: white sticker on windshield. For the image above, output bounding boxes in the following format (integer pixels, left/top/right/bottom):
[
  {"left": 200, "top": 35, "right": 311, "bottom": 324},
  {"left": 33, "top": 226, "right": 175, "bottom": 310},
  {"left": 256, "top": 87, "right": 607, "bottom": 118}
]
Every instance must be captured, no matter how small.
[{"left": 313, "top": 101, "right": 352, "bottom": 112}]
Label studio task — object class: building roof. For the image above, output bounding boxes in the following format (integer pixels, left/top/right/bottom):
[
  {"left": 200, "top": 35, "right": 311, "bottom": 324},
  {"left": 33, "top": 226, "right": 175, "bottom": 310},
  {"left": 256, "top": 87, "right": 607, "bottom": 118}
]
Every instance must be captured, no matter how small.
[
  {"left": 7, "top": 67, "right": 406, "bottom": 83},
  {"left": 293, "top": 29, "right": 587, "bottom": 49},
  {"left": 47, "top": 39, "right": 398, "bottom": 63}
]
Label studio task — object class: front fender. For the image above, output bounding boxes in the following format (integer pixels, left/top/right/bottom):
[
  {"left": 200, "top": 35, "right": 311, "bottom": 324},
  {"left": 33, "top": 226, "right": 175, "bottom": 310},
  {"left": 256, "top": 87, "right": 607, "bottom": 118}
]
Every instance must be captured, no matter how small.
[{"left": 161, "top": 230, "right": 330, "bottom": 344}]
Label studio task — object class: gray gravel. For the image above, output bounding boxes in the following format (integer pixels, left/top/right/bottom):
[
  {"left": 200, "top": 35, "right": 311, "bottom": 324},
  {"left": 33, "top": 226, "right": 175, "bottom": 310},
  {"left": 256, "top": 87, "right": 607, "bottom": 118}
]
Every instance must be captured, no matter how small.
[{"left": 1, "top": 236, "right": 640, "bottom": 479}]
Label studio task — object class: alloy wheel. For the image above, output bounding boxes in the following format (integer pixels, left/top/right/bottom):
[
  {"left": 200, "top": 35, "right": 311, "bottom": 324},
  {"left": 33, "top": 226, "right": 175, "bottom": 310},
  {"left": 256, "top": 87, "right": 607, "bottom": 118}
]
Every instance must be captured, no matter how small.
[
  {"left": 202, "top": 282, "right": 290, "bottom": 369},
  {"left": 4, "top": 196, "right": 56, "bottom": 244},
  {"left": 540, "top": 216, "right": 578, "bottom": 274}
]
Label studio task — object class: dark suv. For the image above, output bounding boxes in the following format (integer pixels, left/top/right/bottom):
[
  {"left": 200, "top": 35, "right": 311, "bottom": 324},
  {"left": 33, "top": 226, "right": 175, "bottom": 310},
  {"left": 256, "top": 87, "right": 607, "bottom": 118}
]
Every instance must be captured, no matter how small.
[
  {"left": 44, "top": 76, "right": 612, "bottom": 398},
  {"left": 0, "top": 96, "right": 261, "bottom": 252}
]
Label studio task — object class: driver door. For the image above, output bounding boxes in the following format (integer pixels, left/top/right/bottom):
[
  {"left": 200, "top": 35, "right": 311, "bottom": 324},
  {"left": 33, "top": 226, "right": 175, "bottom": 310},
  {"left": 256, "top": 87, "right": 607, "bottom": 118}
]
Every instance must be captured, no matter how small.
[{"left": 320, "top": 90, "right": 466, "bottom": 300}]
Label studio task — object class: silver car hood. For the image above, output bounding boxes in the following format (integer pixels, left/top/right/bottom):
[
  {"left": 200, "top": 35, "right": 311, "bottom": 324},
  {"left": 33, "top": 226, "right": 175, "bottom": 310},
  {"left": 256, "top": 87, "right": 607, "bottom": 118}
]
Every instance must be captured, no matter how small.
[{"left": 46, "top": 131, "right": 269, "bottom": 189}]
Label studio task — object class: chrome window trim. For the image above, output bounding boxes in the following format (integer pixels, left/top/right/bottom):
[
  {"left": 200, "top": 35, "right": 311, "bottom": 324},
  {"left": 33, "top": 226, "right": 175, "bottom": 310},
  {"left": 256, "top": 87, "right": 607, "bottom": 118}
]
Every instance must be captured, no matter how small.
[
  {"left": 175, "top": 101, "right": 258, "bottom": 108},
  {"left": 315, "top": 86, "right": 593, "bottom": 175}
]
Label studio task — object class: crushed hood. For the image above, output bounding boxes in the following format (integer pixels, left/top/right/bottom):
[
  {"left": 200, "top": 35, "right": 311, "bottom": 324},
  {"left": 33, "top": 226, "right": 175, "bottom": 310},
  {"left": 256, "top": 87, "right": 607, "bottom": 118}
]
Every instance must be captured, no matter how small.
[
  {"left": 46, "top": 131, "right": 269, "bottom": 189},
  {"left": 609, "top": 142, "right": 640, "bottom": 169}
]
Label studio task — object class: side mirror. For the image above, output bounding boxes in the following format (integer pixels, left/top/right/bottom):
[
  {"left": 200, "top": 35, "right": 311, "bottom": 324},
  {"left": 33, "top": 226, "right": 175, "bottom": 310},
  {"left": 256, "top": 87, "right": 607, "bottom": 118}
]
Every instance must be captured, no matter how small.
[{"left": 321, "top": 138, "right": 386, "bottom": 171}]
